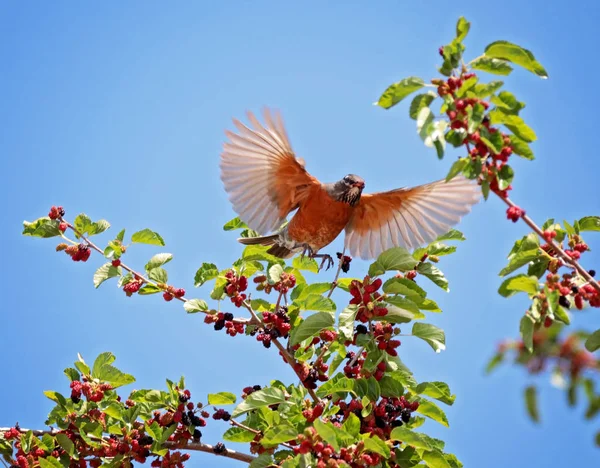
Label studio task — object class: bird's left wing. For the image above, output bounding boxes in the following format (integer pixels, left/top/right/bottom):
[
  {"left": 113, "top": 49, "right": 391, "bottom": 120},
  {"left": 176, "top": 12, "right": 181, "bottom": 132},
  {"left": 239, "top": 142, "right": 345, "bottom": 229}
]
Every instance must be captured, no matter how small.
[
  {"left": 344, "top": 176, "right": 480, "bottom": 259},
  {"left": 220, "top": 108, "right": 321, "bottom": 234}
]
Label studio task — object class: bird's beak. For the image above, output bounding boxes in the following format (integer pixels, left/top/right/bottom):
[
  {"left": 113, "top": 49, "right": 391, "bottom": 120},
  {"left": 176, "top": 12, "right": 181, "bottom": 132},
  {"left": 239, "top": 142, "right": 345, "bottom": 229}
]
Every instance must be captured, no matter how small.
[{"left": 353, "top": 181, "right": 365, "bottom": 189}]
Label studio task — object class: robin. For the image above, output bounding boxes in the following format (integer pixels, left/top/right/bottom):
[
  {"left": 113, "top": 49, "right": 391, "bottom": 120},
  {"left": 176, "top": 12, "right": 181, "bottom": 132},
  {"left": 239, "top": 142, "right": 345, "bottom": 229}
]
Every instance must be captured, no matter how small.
[{"left": 220, "top": 109, "right": 480, "bottom": 269}]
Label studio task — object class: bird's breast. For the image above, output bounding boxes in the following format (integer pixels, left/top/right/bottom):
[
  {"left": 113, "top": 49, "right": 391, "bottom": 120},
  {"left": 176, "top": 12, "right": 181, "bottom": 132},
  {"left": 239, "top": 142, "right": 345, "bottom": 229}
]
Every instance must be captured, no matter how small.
[{"left": 287, "top": 187, "right": 354, "bottom": 251}]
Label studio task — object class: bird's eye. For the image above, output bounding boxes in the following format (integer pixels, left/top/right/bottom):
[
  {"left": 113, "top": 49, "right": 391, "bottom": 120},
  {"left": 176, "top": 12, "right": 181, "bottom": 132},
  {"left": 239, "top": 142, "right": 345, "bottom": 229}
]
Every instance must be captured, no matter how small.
[{"left": 344, "top": 176, "right": 351, "bottom": 184}]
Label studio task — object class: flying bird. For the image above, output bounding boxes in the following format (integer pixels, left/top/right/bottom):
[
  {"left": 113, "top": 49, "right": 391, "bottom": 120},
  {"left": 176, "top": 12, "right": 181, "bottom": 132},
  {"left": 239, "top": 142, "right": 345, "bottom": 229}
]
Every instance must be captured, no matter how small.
[{"left": 220, "top": 109, "right": 480, "bottom": 269}]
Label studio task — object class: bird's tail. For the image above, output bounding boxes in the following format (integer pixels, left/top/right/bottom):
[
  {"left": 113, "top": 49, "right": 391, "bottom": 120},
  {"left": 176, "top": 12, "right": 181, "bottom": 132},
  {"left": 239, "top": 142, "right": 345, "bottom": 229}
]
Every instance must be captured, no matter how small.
[{"left": 237, "top": 234, "right": 294, "bottom": 259}]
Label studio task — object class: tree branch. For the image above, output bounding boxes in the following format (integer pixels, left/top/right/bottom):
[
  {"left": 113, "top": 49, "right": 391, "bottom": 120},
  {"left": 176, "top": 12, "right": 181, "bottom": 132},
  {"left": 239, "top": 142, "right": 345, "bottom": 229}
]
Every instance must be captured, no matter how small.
[{"left": 0, "top": 427, "right": 256, "bottom": 464}]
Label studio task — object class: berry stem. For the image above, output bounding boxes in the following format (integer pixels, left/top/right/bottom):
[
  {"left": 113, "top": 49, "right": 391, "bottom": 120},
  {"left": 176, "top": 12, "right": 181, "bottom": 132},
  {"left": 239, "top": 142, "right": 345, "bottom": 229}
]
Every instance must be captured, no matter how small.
[
  {"left": 0, "top": 427, "right": 256, "bottom": 464},
  {"left": 241, "top": 300, "right": 321, "bottom": 404},
  {"left": 327, "top": 248, "right": 346, "bottom": 299},
  {"left": 494, "top": 194, "right": 600, "bottom": 292}
]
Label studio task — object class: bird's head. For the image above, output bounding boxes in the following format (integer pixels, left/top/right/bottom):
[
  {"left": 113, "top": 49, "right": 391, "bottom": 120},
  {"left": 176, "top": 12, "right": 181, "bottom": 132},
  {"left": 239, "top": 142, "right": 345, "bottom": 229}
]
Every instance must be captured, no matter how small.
[{"left": 330, "top": 174, "right": 365, "bottom": 206}]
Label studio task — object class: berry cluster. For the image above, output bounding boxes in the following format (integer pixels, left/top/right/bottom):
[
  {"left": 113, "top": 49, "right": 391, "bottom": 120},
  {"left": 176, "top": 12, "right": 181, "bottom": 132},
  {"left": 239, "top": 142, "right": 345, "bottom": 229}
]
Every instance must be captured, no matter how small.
[
  {"left": 48, "top": 205, "right": 65, "bottom": 220},
  {"left": 204, "top": 312, "right": 245, "bottom": 337},
  {"left": 224, "top": 270, "right": 248, "bottom": 307},
  {"left": 374, "top": 323, "right": 401, "bottom": 357},
  {"left": 162, "top": 285, "right": 186, "bottom": 302},
  {"left": 58, "top": 243, "right": 91, "bottom": 262},
  {"left": 506, "top": 206, "right": 525, "bottom": 223},
  {"left": 336, "top": 252, "right": 353, "bottom": 273},
  {"left": 296, "top": 358, "right": 329, "bottom": 389},
  {"left": 290, "top": 426, "right": 385, "bottom": 467},
  {"left": 241, "top": 385, "right": 262, "bottom": 399},
  {"left": 343, "top": 350, "right": 367, "bottom": 379},
  {"left": 251, "top": 307, "right": 291, "bottom": 348},
  {"left": 348, "top": 277, "right": 388, "bottom": 322},
  {"left": 302, "top": 402, "right": 324, "bottom": 423},
  {"left": 123, "top": 278, "right": 143, "bottom": 296},
  {"left": 69, "top": 379, "right": 113, "bottom": 403},
  {"left": 212, "top": 409, "right": 231, "bottom": 422}
]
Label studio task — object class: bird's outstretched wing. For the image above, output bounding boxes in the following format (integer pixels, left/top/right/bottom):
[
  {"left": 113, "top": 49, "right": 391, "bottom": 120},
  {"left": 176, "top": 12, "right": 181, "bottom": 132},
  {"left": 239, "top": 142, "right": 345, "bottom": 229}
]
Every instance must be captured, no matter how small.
[
  {"left": 220, "top": 108, "right": 320, "bottom": 235},
  {"left": 345, "top": 176, "right": 480, "bottom": 259}
]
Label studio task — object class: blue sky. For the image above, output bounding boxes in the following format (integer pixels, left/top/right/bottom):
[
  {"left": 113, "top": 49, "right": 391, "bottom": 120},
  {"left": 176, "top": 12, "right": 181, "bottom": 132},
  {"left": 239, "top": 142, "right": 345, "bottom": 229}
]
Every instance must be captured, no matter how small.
[{"left": 2, "top": 1, "right": 599, "bottom": 466}]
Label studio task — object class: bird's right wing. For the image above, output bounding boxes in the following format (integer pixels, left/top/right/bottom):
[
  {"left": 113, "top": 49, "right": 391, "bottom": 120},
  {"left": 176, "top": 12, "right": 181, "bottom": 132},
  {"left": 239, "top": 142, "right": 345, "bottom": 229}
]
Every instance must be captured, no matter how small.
[
  {"left": 344, "top": 176, "right": 481, "bottom": 259},
  {"left": 220, "top": 108, "right": 321, "bottom": 235}
]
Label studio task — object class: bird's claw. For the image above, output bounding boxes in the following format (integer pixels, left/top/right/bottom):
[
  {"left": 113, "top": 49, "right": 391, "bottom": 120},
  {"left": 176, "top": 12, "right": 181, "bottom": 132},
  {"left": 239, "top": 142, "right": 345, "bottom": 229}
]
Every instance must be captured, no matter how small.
[{"left": 318, "top": 255, "right": 334, "bottom": 271}]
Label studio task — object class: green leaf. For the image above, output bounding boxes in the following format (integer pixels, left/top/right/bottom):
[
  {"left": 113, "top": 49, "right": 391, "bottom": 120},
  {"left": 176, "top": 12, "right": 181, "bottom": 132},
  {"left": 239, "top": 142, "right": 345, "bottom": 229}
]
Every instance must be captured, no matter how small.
[
  {"left": 525, "top": 385, "right": 540, "bottom": 422},
  {"left": 455, "top": 16, "right": 470, "bottom": 42},
  {"left": 446, "top": 158, "right": 469, "bottom": 182},
  {"left": 148, "top": 267, "right": 168, "bottom": 283},
  {"left": 290, "top": 312, "right": 335, "bottom": 345},
  {"left": 292, "top": 282, "right": 331, "bottom": 302},
  {"left": 520, "top": 315, "right": 535, "bottom": 353},
  {"left": 470, "top": 56, "right": 513, "bottom": 76},
  {"left": 232, "top": 387, "right": 287, "bottom": 418},
  {"left": 138, "top": 284, "right": 161, "bottom": 295},
  {"left": 93, "top": 263, "right": 121, "bottom": 288},
  {"left": 383, "top": 277, "right": 426, "bottom": 298},
  {"left": 294, "top": 294, "right": 336, "bottom": 313},
  {"left": 423, "top": 449, "right": 452, "bottom": 468},
  {"left": 313, "top": 420, "right": 340, "bottom": 451},
  {"left": 223, "top": 426, "right": 256, "bottom": 443},
  {"left": 194, "top": 263, "right": 219, "bottom": 287},
  {"left": 208, "top": 392, "right": 237, "bottom": 405},
  {"left": 456, "top": 76, "right": 478, "bottom": 98},
  {"left": 491, "top": 91, "right": 525, "bottom": 115},
  {"left": 384, "top": 302, "right": 425, "bottom": 324},
  {"left": 363, "top": 435, "right": 391, "bottom": 458},
  {"left": 484, "top": 40, "right": 548, "bottom": 78},
  {"left": 485, "top": 353, "right": 504, "bottom": 374},
  {"left": 377, "top": 77, "right": 425, "bottom": 109},
  {"left": 223, "top": 217, "right": 248, "bottom": 231},
  {"left": 22, "top": 217, "right": 61, "bottom": 238},
  {"left": 38, "top": 457, "right": 64, "bottom": 468},
  {"left": 416, "top": 399, "right": 449, "bottom": 427},
  {"left": 292, "top": 256, "right": 319, "bottom": 273},
  {"left": 145, "top": 253, "right": 173, "bottom": 271},
  {"left": 445, "top": 129, "right": 466, "bottom": 147},
  {"left": 369, "top": 247, "right": 418, "bottom": 276},
  {"left": 436, "top": 229, "right": 465, "bottom": 242},
  {"left": 509, "top": 135, "right": 534, "bottom": 160},
  {"left": 92, "top": 352, "right": 116, "bottom": 378},
  {"left": 317, "top": 374, "right": 356, "bottom": 397},
  {"left": 338, "top": 306, "right": 358, "bottom": 341},
  {"left": 578, "top": 216, "right": 600, "bottom": 232},
  {"left": 585, "top": 329, "right": 600, "bottom": 352},
  {"left": 379, "top": 375, "right": 405, "bottom": 398},
  {"left": 490, "top": 110, "right": 537, "bottom": 142},
  {"left": 342, "top": 413, "right": 361, "bottom": 437},
  {"left": 262, "top": 424, "right": 298, "bottom": 447},
  {"left": 44, "top": 390, "right": 67, "bottom": 406},
  {"left": 249, "top": 454, "right": 274, "bottom": 468},
  {"left": 64, "top": 368, "right": 80, "bottom": 382},
  {"left": 390, "top": 427, "right": 433, "bottom": 451},
  {"left": 416, "top": 381, "right": 456, "bottom": 405},
  {"left": 95, "top": 364, "right": 135, "bottom": 388},
  {"left": 472, "top": 80, "right": 504, "bottom": 98},
  {"left": 498, "top": 274, "right": 539, "bottom": 297},
  {"left": 409, "top": 92, "right": 437, "bottom": 120},
  {"left": 412, "top": 323, "right": 446, "bottom": 352},
  {"left": 242, "top": 245, "right": 285, "bottom": 265},
  {"left": 417, "top": 107, "right": 435, "bottom": 142},
  {"left": 497, "top": 164, "right": 514, "bottom": 191},
  {"left": 499, "top": 249, "right": 541, "bottom": 277},
  {"left": 416, "top": 263, "right": 448, "bottom": 291},
  {"left": 131, "top": 229, "right": 165, "bottom": 246},
  {"left": 183, "top": 299, "right": 209, "bottom": 313},
  {"left": 268, "top": 264, "right": 284, "bottom": 283},
  {"left": 395, "top": 446, "right": 422, "bottom": 466}
]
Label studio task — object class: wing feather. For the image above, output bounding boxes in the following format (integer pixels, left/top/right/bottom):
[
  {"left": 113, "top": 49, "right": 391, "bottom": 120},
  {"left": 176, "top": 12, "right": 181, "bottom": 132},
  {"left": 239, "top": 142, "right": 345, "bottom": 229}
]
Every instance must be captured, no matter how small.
[
  {"left": 220, "top": 108, "right": 320, "bottom": 234},
  {"left": 345, "top": 176, "right": 480, "bottom": 259}
]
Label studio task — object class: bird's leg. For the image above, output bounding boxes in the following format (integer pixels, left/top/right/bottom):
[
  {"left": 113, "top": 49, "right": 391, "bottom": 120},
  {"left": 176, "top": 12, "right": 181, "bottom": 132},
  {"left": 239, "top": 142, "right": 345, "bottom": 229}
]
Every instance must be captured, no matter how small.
[
  {"left": 312, "top": 253, "right": 334, "bottom": 271},
  {"left": 300, "top": 244, "right": 315, "bottom": 260}
]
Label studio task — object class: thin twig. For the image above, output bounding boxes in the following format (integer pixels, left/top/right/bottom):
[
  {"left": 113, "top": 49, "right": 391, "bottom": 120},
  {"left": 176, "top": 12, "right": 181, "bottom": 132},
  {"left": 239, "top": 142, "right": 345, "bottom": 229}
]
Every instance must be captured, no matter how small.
[
  {"left": 61, "top": 219, "right": 249, "bottom": 325},
  {"left": 494, "top": 195, "right": 600, "bottom": 292},
  {"left": 0, "top": 427, "right": 256, "bottom": 464}
]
